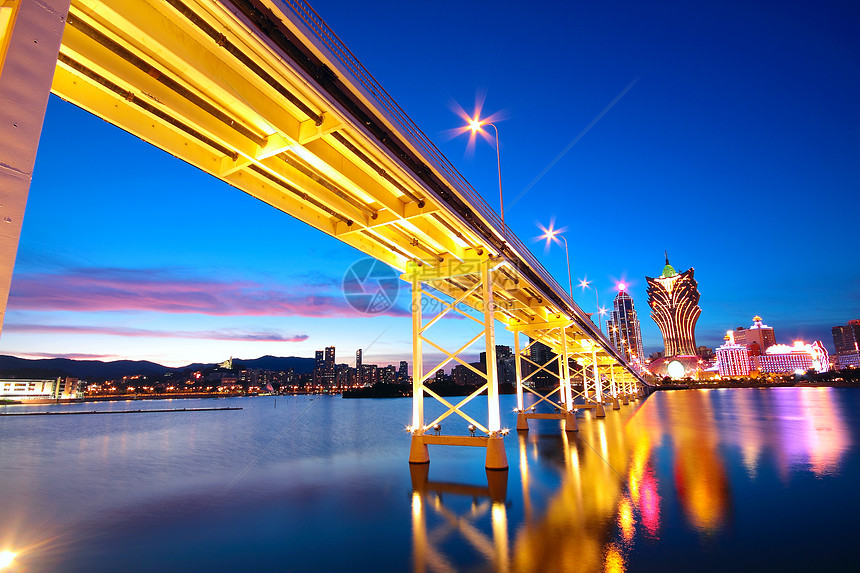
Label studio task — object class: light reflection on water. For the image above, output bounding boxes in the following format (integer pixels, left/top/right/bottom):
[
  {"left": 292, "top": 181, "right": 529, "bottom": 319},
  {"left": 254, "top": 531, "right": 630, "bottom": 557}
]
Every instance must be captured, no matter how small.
[{"left": 0, "top": 388, "right": 857, "bottom": 571}]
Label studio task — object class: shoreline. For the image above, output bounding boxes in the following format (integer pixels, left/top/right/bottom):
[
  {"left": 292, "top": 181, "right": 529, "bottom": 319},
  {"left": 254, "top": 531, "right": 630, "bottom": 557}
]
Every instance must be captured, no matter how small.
[
  {"left": 4, "top": 380, "right": 857, "bottom": 405},
  {"left": 655, "top": 380, "right": 860, "bottom": 390}
]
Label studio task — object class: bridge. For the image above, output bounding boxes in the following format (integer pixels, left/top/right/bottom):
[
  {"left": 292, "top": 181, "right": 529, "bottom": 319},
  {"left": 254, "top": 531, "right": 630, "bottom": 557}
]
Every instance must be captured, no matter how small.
[{"left": 0, "top": 0, "right": 650, "bottom": 470}]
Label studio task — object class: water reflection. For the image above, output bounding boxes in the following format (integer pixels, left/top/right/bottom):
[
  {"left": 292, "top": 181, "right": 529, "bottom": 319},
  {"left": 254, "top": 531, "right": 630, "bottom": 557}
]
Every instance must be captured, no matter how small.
[
  {"left": 409, "top": 464, "right": 509, "bottom": 572},
  {"left": 505, "top": 387, "right": 853, "bottom": 572},
  {"left": 667, "top": 391, "right": 732, "bottom": 533},
  {"left": 0, "top": 390, "right": 854, "bottom": 571},
  {"left": 510, "top": 411, "right": 640, "bottom": 573}
]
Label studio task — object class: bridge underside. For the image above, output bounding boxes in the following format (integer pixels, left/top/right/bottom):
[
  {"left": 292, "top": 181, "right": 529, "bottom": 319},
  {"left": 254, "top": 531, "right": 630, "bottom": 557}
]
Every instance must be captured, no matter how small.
[{"left": 0, "top": 0, "right": 649, "bottom": 467}]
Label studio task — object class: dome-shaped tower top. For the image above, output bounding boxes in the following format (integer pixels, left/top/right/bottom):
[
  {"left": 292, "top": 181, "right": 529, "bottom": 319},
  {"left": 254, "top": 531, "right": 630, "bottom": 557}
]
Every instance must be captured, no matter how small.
[{"left": 661, "top": 251, "right": 677, "bottom": 278}]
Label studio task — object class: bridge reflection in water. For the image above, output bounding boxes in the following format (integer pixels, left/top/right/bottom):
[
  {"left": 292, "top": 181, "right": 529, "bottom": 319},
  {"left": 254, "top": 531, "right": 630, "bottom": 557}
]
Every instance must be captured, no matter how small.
[
  {"left": 410, "top": 400, "right": 652, "bottom": 573},
  {"left": 408, "top": 388, "right": 853, "bottom": 572}
]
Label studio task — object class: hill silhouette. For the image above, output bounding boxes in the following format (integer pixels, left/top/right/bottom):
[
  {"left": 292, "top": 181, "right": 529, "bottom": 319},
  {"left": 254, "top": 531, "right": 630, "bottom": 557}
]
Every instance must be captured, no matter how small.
[{"left": 0, "top": 354, "right": 315, "bottom": 379}]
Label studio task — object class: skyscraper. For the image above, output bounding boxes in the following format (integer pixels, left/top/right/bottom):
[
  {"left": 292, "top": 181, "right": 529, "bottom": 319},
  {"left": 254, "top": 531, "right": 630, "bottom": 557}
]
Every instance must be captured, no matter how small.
[
  {"left": 314, "top": 350, "right": 324, "bottom": 385},
  {"left": 832, "top": 320, "right": 860, "bottom": 368},
  {"left": 606, "top": 283, "right": 644, "bottom": 365},
  {"left": 832, "top": 320, "right": 860, "bottom": 355},
  {"left": 355, "top": 349, "right": 363, "bottom": 384},
  {"left": 646, "top": 254, "right": 701, "bottom": 357},
  {"left": 322, "top": 346, "right": 336, "bottom": 386}
]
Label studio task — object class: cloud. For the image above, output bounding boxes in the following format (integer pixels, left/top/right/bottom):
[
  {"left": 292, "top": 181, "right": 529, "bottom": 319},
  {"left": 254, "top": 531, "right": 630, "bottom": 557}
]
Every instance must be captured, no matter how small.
[
  {"left": 15, "top": 351, "right": 121, "bottom": 360},
  {"left": 4, "top": 323, "right": 310, "bottom": 342},
  {"left": 8, "top": 267, "right": 409, "bottom": 318}
]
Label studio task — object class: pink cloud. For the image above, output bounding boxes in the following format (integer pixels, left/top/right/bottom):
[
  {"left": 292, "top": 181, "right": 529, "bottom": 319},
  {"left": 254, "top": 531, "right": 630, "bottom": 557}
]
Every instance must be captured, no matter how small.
[
  {"left": 8, "top": 267, "right": 409, "bottom": 318},
  {"left": 4, "top": 323, "right": 309, "bottom": 342},
  {"left": 15, "top": 351, "right": 122, "bottom": 360}
]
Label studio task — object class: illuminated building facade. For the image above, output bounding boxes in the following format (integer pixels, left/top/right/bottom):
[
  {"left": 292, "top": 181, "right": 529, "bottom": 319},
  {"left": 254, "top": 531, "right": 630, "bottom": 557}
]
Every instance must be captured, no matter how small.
[
  {"left": 733, "top": 316, "right": 776, "bottom": 354},
  {"left": 606, "top": 284, "right": 644, "bottom": 366},
  {"left": 0, "top": 377, "right": 82, "bottom": 400},
  {"left": 646, "top": 255, "right": 701, "bottom": 357},
  {"left": 715, "top": 331, "right": 751, "bottom": 377},
  {"left": 355, "top": 349, "right": 363, "bottom": 384},
  {"left": 751, "top": 341, "right": 830, "bottom": 373}
]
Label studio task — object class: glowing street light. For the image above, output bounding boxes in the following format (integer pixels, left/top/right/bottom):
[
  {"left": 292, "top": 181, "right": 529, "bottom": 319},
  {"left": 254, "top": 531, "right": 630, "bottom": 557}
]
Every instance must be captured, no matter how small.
[
  {"left": 578, "top": 278, "right": 605, "bottom": 333},
  {"left": 539, "top": 224, "right": 574, "bottom": 303},
  {"left": 467, "top": 115, "right": 505, "bottom": 238},
  {"left": 0, "top": 551, "right": 16, "bottom": 569}
]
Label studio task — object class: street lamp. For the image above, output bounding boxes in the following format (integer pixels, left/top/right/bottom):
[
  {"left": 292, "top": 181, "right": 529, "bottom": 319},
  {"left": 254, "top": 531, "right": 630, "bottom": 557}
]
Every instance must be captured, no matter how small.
[
  {"left": 539, "top": 225, "right": 574, "bottom": 303},
  {"left": 578, "top": 278, "right": 605, "bottom": 333},
  {"left": 467, "top": 116, "right": 505, "bottom": 238}
]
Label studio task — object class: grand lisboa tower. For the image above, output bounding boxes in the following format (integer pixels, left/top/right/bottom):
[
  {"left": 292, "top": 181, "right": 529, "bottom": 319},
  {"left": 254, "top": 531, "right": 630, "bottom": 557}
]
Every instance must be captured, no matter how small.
[{"left": 646, "top": 254, "right": 701, "bottom": 357}]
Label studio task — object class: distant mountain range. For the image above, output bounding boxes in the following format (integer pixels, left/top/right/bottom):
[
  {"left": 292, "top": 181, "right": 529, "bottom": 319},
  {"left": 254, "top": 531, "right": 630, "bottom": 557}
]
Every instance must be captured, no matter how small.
[{"left": 0, "top": 355, "right": 316, "bottom": 379}]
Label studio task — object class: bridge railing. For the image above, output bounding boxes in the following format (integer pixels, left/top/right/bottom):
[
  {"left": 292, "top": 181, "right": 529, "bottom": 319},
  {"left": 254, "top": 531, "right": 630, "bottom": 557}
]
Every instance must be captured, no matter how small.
[
  {"left": 269, "top": 1, "right": 658, "bottom": 375},
  {"left": 277, "top": 1, "right": 583, "bottom": 306}
]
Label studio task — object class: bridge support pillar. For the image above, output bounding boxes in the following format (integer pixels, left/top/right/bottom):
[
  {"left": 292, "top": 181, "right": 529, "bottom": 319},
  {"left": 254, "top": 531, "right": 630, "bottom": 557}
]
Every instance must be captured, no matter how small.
[
  {"left": 591, "top": 347, "right": 605, "bottom": 418},
  {"left": 404, "top": 256, "right": 506, "bottom": 469},
  {"left": 609, "top": 366, "right": 620, "bottom": 409},
  {"left": 408, "top": 434, "right": 430, "bottom": 465},
  {"left": 485, "top": 436, "right": 507, "bottom": 470},
  {"left": 564, "top": 410, "right": 578, "bottom": 432},
  {"left": 591, "top": 349, "right": 606, "bottom": 417},
  {"left": 0, "top": 0, "right": 70, "bottom": 336},
  {"left": 516, "top": 411, "right": 529, "bottom": 431},
  {"left": 508, "top": 317, "right": 575, "bottom": 434}
]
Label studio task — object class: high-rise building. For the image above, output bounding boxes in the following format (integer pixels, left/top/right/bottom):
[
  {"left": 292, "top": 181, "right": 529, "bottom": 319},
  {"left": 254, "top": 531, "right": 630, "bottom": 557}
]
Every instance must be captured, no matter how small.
[
  {"left": 733, "top": 316, "right": 776, "bottom": 354},
  {"left": 355, "top": 349, "right": 363, "bottom": 384},
  {"left": 362, "top": 363, "right": 378, "bottom": 385},
  {"left": 321, "top": 346, "right": 336, "bottom": 386},
  {"left": 479, "top": 345, "right": 516, "bottom": 386},
  {"left": 525, "top": 339, "right": 557, "bottom": 387},
  {"left": 832, "top": 320, "right": 860, "bottom": 355},
  {"left": 646, "top": 254, "right": 701, "bottom": 357},
  {"left": 398, "top": 361, "right": 409, "bottom": 384},
  {"left": 832, "top": 320, "right": 860, "bottom": 369},
  {"left": 606, "top": 283, "right": 644, "bottom": 365},
  {"left": 381, "top": 365, "right": 397, "bottom": 384},
  {"left": 314, "top": 350, "right": 324, "bottom": 385}
]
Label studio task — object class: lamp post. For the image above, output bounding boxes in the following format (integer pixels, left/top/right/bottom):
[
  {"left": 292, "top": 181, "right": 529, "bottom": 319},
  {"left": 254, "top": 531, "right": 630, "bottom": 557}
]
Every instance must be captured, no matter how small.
[
  {"left": 468, "top": 117, "right": 505, "bottom": 238},
  {"left": 578, "top": 278, "right": 604, "bottom": 333},
  {"left": 539, "top": 226, "right": 574, "bottom": 304}
]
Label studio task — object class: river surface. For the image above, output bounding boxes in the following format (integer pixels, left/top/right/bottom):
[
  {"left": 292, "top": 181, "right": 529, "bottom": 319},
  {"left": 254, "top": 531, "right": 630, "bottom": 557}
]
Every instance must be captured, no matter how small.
[{"left": 0, "top": 387, "right": 857, "bottom": 572}]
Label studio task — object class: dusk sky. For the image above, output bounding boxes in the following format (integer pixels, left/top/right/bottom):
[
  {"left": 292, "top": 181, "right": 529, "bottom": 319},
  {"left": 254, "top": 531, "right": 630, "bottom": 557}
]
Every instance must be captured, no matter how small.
[{"left": 2, "top": 0, "right": 858, "bottom": 368}]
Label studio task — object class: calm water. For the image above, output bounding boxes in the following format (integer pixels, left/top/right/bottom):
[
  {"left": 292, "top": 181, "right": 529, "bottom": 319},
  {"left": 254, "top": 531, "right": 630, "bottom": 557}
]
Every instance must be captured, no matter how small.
[{"left": 1, "top": 388, "right": 858, "bottom": 572}]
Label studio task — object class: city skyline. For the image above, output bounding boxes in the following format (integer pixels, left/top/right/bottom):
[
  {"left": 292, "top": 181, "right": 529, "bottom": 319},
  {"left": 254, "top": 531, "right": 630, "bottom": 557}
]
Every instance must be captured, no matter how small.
[{"left": 1, "top": 0, "right": 858, "bottom": 366}]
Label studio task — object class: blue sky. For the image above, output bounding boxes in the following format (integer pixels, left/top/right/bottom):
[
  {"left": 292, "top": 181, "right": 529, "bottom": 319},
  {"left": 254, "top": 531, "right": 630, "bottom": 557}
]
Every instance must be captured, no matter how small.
[{"left": 2, "top": 0, "right": 858, "bottom": 367}]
